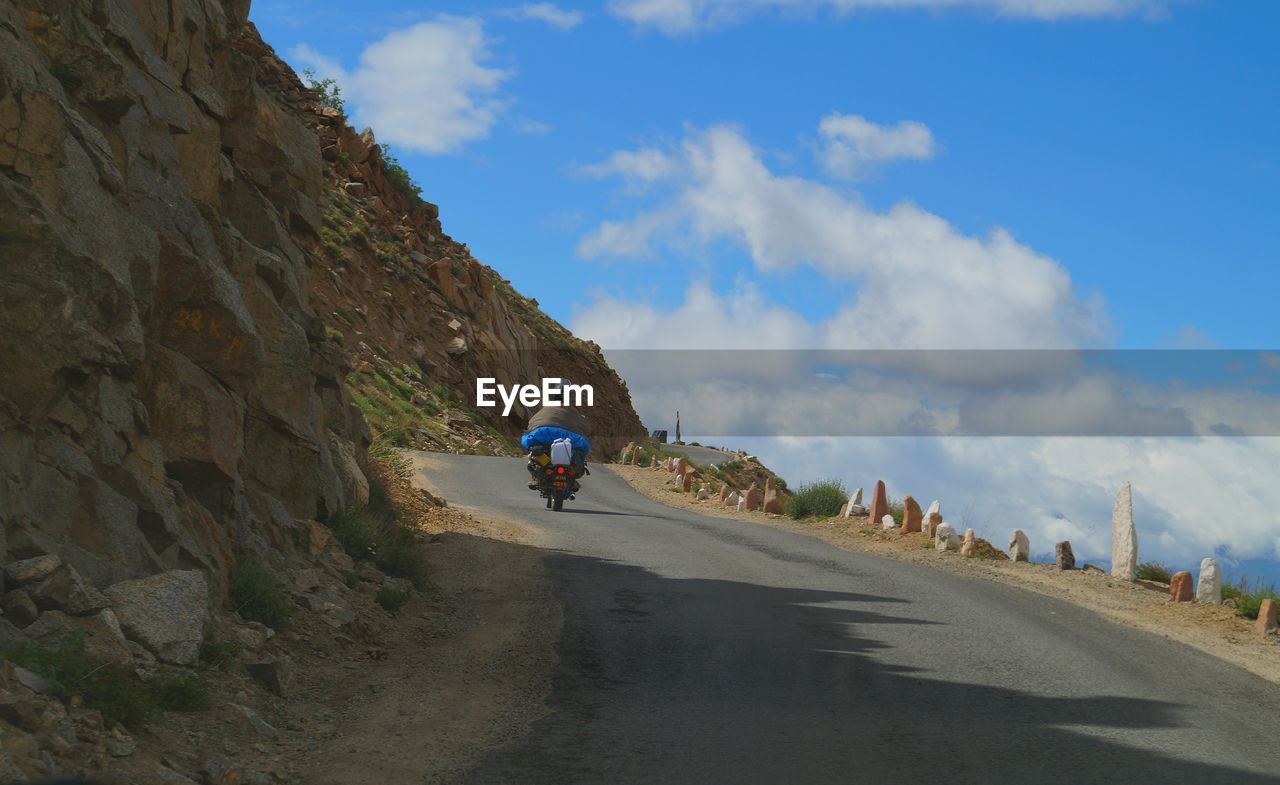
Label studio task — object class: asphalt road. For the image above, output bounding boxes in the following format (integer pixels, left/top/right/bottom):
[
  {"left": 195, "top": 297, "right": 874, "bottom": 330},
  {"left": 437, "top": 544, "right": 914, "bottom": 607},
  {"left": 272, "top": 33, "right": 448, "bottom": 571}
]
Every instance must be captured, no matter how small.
[{"left": 414, "top": 452, "right": 1280, "bottom": 785}]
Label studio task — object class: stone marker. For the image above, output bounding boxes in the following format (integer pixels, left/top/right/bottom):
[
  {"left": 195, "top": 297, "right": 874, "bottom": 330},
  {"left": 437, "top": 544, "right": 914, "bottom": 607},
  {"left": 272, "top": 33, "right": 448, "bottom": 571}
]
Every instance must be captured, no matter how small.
[
  {"left": 1196, "top": 558, "right": 1221, "bottom": 605},
  {"left": 1055, "top": 541, "right": 1076, "bottom": 571},
  {"left": 1111, "top": 482, "right": 1138, "bottom": 580},
  {"left": 1256, "top": 599, "right": 1278, "bottom": 636},
  {"left": 882, "top": 515, "right": 898, "bottom": 530},
  {"left": 744, "top": 483, "right": 759, "bottom": 512},
  {"left": 697, "top": 484, "right": 710, "bottom": 501},
  {"left": 844, "top": 488, "right": 865, "bottom": 518},
  {"left": 867, "top": 480, "right": 889, "bottom": 528},
  {"left": 674, "top": 473, "right": 683, "bottom": 488},
  {"left": 1008, "top": 529, "right": 1030, "bottom": 562},
  {"left": 924, "top": 501, "right": 943, "bottom": 538},
  {"left": 935, "top": 523, "right": 960, "bottom": 552},
  {"left": 902, "top": 496, "right": 923, "bottom": 534},
  {"left": 959, "top": 528, "right": 977, "bottom": 557},
  {"left": 726, "top": 491, "right": 740, "bottom": 508},
  {"left": 718, "top": 486, "right": 729, "bottom": 505},
  {"left": 1169, "top": 571, "right": 1194, "bottom": 602},
  {"left": 763, "top": 479, "right": 783, "bottom": 514},
  {"left": 676, "top": 458, "right": 688, "bottom": 477},
  {"left": 736, "top": 495, "right": 746, "bottom": 512},
  {"left": 682, "top": 473, "right": 693, "bottom": 493},
  {"left": 631, "top": 448, "right": 640, "bottom": 466}
]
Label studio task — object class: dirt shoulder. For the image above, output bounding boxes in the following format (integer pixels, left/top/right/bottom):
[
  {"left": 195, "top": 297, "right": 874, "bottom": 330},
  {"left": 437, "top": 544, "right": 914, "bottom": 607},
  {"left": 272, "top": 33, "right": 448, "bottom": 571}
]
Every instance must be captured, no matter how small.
[
  {"left": 609, "top": 464, "right": 1280, "bottom": 687},
  {"left": 256, "top": 464, "right": 560, "bottom": 785}
]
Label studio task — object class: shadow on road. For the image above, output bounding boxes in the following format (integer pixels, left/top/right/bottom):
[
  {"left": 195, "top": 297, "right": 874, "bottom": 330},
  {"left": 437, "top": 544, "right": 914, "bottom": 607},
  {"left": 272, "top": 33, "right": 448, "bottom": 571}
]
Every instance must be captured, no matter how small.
[{"left": 433, "top": 538, "right": 1279, "bottom": 785}]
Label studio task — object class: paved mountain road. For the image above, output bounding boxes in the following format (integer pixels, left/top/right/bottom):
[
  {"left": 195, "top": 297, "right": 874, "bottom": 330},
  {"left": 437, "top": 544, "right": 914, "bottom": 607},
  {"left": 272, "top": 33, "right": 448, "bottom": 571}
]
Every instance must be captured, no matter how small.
[{"left": 412, "top": 452, "right": 1280, "bottom": 785}]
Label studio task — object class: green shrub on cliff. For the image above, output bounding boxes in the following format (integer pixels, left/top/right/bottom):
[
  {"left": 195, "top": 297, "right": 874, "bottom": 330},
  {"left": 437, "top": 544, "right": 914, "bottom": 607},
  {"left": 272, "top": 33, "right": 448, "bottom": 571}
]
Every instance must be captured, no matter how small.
[{"left": 788, "top": 479, "right": 847, "bottom": 520}]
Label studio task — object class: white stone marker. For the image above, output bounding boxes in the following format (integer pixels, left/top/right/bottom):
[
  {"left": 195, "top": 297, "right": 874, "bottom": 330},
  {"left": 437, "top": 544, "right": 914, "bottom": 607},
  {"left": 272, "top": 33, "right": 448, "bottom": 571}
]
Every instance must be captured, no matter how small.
[
  {"left": 1111, "top": 482, "right": 1138, "bottom": 580},
  {"left": 1197, "top": 557, "right": 1221, "bottom": 605}
]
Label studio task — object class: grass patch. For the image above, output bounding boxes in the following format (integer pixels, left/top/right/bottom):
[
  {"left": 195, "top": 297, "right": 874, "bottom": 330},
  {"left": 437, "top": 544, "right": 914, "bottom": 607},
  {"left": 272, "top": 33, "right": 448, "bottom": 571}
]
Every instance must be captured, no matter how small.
[
  {"left": 376, "top": 586, "right": 411, "bottom": 613},
  {"left": 1135, "top": 562, "right": 1175, "bottom": 584},
  {"left": 230, "top": 557, "right": 292, "bottom": 629},
  {"left": 1223, "top": 578, "right": 1280, "bottom": 620},
  {"left": 788, "top": 479, "right": 848, "bottom": 520},
  {"left": 2, "top": 632, "right": 193, "bottom": 728},
  {"left": 327, "top": 469, "right": 426, "bottom": 588},
  {"left": 379, "top": 144, "right": 422, "bottom": 202}
]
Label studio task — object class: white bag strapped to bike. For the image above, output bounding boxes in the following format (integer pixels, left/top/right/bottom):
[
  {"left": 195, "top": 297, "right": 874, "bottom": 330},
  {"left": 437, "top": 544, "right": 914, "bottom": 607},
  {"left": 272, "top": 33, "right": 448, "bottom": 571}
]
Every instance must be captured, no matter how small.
[{"left": 549, "top": 438, "right": 574, "bottom": 466}]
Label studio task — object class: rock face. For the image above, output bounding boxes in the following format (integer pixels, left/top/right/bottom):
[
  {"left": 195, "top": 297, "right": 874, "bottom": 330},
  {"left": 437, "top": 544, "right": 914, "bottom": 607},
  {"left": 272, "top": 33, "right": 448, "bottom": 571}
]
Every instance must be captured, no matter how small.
[
  {"left": 1111, "top": 482, "right": 1138, "bottom": 580},
  {"left": 1196, "top": 558, "right": 1221, "bottom": 605},
  {"left": 935, "top": 523, "right": 960, "bottom": 552},
  {"left": 1169, "top": 571, "right": 1194, "bottom": 602},
  {"left": 1055, "top": 541, "right": 1076, "bottom": 571},
  {"left": 868, "top": 481, "right": 889, "bottom": 528},
  {"left": 901, "top": 496, "right": 922, "bottom": 534},
  {"left": 104, "top": 571, "right": 209, "bottom": 665},
  {"left": 1008, "top": 530, "right": 1031, "bottom": 562},
  {"left": 0, "top": 0, "right": 646, "bottom": 614}
]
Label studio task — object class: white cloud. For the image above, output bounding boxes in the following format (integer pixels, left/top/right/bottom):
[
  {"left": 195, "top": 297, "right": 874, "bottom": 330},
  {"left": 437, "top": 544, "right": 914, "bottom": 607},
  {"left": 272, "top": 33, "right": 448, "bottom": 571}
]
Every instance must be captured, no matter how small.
[
  {"left": 500, "top": 3, "right": 586, "bottom": 30},
  {"left": 291, "top": 17, "right": 510, "bottom": 154},
  {"left": 514, "top": 117, "right": 555, "bottom": 135},
  {"left": 817, "top": 113, "right": 935, "bottom": 178},
  {"left": 608, "top": 0, "right": 1179, "bottom": 34},
  {"left": 573, "top": 148, "right": 680, "bottom": 188},
  {"left": 577, "top": 124, "right": 1108, "bottom": 349}
]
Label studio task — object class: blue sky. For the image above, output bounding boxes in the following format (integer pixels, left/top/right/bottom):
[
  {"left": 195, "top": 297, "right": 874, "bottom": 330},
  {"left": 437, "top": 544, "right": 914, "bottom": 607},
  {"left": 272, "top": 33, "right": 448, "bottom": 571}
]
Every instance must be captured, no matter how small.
[{"left": 252, "top": 0, "right": 1280, "bottom": 581}]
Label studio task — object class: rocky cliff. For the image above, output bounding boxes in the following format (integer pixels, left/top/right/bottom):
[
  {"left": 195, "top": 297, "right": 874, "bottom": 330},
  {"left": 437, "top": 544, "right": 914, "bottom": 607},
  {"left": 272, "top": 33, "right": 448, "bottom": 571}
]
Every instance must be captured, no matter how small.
[{"left": 0, "top": 0, "right": 643, "bottom": 601}]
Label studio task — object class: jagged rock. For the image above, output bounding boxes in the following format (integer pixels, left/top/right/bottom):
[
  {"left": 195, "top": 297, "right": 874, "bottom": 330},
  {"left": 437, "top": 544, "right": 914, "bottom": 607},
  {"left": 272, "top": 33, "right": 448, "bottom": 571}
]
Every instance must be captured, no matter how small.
[
  {"left": 301, "top": 590, "right": 356, "bottom": 628},
  {"left": 228, "top": 622, "right": 273, "bottom": 652},
  {"left": 30, "top": 564, "right": 108, "bottom": 616},
  {"left": 935, "top": 523, "right": 960, "bottom": 552},
  {"left": 288, "top": 568, "right": 323, "bottom": 594},
  {"left": 868, "top": 481, "right": 889, "bottom": 528},
  {"left": 3, "top": 556, "right": 62, "bottom": 587},
  {"left": 0, "top": 689, "right": 66, "bottom": 735},
  {"left": 1111, "top": 482, "right": 1138, "bottom": 579},
  {"left": 1008, "top": 529, "right": 1031, "bottom": 562},
  {"left": 233, "top": 704, "right": 280, "bottom": 740},
  {"left": 1055, "top": 541, "right": 1076, "bottom": 570},
  {"left": 11, "top": 665, "right": 54, "bottom": 695},
  {"left": 107, "top": 726, "right": 137, "bottom": 757},
  {"left": 105, "top": 570, "right": 209, "bottom": 665},
  {"left": 1197, "top": 558, "right": 1221, "bottom": 605},
  {"left": 24, "top": 609, "right": 132, "bottom": 668},
  {"left": 327, "top": 433, "right": 370, "bottom": 508},
  {"left": 1169, "top": 571, "right": 1194, "bottom": 602},
  {"left": 959, "top": 528, "right": 977, "bottom": 557},
  {"left": 202, "top": 754, "right": 244, "bottom": 785},
  {"left": 245, "top": 657, "right": 292, "bottom": 697},
  {"left": 902, "top": 496, "right": 922, "bottom": 534},
  {"left": 2, "top": 590, "right": 39, "bottom": 628}
]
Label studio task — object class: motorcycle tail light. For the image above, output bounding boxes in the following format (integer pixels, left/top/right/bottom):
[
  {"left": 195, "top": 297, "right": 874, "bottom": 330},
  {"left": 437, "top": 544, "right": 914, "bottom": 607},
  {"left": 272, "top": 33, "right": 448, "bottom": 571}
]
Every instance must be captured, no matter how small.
[
  {"left": 545, "top": 468, "right": 553, "bottom": 475},
  {"left": 556, "top": 466, "right": 566, "bottom": 475}
]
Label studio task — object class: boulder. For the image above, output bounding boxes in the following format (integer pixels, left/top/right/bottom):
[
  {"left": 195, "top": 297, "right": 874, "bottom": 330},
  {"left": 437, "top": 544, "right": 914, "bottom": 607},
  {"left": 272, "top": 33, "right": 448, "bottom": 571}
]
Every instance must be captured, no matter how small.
[
  {"left": 1256, "top": 599, "right": 1277, "bottom": 637},
  {"left": 1055, "top": 541, "right": 1076, "bottom": 571},
  {"left": 882, "top": 515, "right": 898, "bottom": 530},
  {"left": 24, "top": 609, "right": 132, "bottom": 668},
  {"left": 301, "top": 590, "right": 356, "bottom": 628},
  {"left": 763, "top": 479, "right": 783, "bottom": 514},
  {"left": 105, "top": 570, "right": 209, "bottom": 665},
  {"left": 696, "top": 484, "right": 710, "bottom": 501},
  {"left": 2, "top": 590, "right": 40, "bottom": 628},
  {"left": 1169, "top": 571, "right": 1194, "bottom": 602},
  {"left": 744, "top": 483, "right": 759, "bottom": 512},
  {"left": 867, "top": 481, "right": 888, "bottom": 529},
  {"left": 901, "top": 496, "right": 922, "bottom": 534},
  {"left": 718, "top": 486, "right": 729, "bottom": 505},
  {"left": 682, "top": 473, "right": 693, "bottom": 493},
  {"left": 3, "top": 556, "right": 62, "bottom": 587},
  {"left": 935, "top": 523, "right": 960, "bottom": 552},
  {"left": 1196, "top": 558, "right": 1221, "bottom": 605},
  {"left": 1111, "top": 482, "right": 1138, "bottom": 580},
  {"left": 30, "top": 564, "right": 109, "bottom": 616},
  {"left": 1008, "top": 529, "right": 1031, "bottom": 562},
  {"left": 246, "top": 656, "right": 292, "bottom": 697},
  {"left": 959, "top": 528, "right": 977, "bottom": 557}
]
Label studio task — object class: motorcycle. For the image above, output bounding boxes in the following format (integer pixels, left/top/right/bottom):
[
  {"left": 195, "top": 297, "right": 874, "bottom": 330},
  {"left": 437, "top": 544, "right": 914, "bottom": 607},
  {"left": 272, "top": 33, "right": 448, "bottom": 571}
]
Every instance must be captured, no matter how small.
[{"left": 527, "top": 445, "right": 587, "bottom": 511}]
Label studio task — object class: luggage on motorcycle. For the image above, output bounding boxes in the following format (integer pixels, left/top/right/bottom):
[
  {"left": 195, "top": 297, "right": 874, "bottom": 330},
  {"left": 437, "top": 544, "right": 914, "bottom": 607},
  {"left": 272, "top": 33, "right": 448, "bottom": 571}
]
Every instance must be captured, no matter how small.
[{"left": 549, "top": 438, "right": 573, "bottom": 466}]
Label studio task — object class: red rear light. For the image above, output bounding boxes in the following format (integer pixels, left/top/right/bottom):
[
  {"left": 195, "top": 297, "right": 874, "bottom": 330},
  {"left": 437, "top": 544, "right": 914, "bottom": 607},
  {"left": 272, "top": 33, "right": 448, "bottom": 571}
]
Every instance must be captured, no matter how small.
[
  {"left": 556, "top": 466, "right": 566, "bottom": 474},
  {"left": 545, "top": 468, "right": 553, "bottom": 475}
]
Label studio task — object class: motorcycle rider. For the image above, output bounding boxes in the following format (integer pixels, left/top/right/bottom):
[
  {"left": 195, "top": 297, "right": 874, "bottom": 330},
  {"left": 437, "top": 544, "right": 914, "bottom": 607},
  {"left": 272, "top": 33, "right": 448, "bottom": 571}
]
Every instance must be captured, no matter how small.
[{"left": 521, "top": 392, "right": 591, "bottom": 491}]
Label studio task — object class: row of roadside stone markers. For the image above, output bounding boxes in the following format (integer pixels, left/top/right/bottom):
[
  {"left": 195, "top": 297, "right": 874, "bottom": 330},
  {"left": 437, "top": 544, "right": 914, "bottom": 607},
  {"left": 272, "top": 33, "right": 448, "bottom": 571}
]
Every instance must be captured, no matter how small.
[{"left": 625, "top": 446, "right": 1279, "bottom": 640}]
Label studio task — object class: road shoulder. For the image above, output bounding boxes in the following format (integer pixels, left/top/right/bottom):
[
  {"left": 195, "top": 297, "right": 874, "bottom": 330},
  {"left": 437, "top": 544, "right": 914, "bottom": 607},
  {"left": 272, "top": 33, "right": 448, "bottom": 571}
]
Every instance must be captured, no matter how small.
[{"left": 608, "top": 464, "right": 1280, "bottom": 687}]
